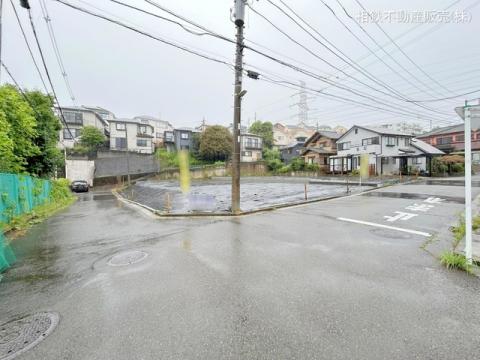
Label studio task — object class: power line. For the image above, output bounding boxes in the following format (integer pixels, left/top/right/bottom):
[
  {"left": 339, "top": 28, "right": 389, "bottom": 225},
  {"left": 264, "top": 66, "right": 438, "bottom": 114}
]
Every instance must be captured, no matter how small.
[
  {"left": 57, "top": 0, "right": 456, "bottom": 123},
  {"left": 9, "top": 0, "right": 50, "bottom": 94},
  {"left": 353, "top": 0, "right": 453, "bottom": 96},
  {"left": 54, "top": 0, "right": 234, "bottom": 68},
  {"left": 23, "top": 2, "right": 74, "bottom": 140},
  {"left": 1, "top": 60, "right": 43, "bottom": 119},
  {"left": 407, "top": 89, "right": 480, "bottom": 103},
  {"left": 258, "top": 72, "right": 457, "bottom": 126},
  {"left": 38, "top": 0, "right": 75, "bottom": 103},
  {"left": 321, "top": 0, "right": 466, "bottom": 86},
  {"left": 249, "top": 1, "right": 453, "bottom": 118}
]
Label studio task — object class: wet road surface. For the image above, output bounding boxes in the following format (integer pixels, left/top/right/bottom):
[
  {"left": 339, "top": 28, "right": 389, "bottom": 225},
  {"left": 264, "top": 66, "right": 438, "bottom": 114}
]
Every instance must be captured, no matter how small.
[{"left": 1, "top": 182, "right": 480, "bottom": 359}]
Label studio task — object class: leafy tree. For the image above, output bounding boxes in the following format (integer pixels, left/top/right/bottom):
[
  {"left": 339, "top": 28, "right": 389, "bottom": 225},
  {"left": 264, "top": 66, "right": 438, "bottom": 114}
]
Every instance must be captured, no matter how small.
[
  {"left": 0, "top": 85, "right": 39, "bottom": 173},
  {"left": 199, "top": 125, "right": 232, "bottom": 161},
  {"left": 79, "top": 126, "right": 105, "bottom": 151},
  {"left": 24, "top": 90, "right": 63, "bottom": 177},
  {"left": 249, "top": 121, "right": 273, "bottom": 149},
  {"left": 191, "top": 132, "right": 201, "bottom": 159},
  {"left": 263, "top": 148, "right": 282, "bottom": 172}
]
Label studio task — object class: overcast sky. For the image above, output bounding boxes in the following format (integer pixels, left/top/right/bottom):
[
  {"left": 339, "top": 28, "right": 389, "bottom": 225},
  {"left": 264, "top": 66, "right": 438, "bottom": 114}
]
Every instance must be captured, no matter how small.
[{"left": 3, "top": 0, "right": 480, "bottom": 130}]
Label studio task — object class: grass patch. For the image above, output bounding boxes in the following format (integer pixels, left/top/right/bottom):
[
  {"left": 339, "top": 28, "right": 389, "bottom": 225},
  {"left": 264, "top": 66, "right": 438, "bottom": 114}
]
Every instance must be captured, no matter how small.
[
  {"left": 440, "top": 251, "right": 473, "bottom": 274},
  {"left": 450, "top": 214, "right": 480, "bottom": 249}
]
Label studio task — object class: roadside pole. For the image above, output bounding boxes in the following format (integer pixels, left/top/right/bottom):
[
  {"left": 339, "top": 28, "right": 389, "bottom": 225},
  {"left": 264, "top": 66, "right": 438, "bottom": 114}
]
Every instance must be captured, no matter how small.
[
  {"left": 464, "top": 105, "right": 472, "bottom": 264},
  {"left": 231, "top": 0, "right": 246, "bottom": 215},
  {"left": 125, "top": 124, "right": 131, "bottom": 186}
]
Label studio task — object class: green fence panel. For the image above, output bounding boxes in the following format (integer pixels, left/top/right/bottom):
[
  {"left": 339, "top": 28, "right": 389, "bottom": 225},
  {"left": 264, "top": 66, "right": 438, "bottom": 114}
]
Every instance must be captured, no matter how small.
[
  {"left": 0, "top": 173, "right": 51, "bottom": 223},
  {"left": 0, "top": 173, "right": 52, "bottom": 273},
  {"left": 0, "top": 231, "right": 15, "bottom": 273}
]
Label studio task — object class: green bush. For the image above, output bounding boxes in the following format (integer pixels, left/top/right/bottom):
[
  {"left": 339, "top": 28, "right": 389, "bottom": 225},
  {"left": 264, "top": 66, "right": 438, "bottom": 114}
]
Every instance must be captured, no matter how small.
[
  {"left": 277, "top": 165, "right": 291, "bottom": 174},
  {"left": 440, "top": 251, "right": 472, "bottom": 274},
  {"left": 451, "top": 163, "right": 465, "bottom": 174},
  {"left": 305, "top": 163, "right": 320, "bottom": 172},
  {"left": 432, "top": 157, "right": 448, "bottom": 175},
  {"left": 351, "top": 169, "right": 360, "bottom": 176},
  {"left": 50, "top": 178, "right": 73, "bottom": 202},
  {"left": 290, "top": 157, "right": 305, "bottom": 171},
  {"left": 267, "top": 158, "right": 283, "bottom": 172}
]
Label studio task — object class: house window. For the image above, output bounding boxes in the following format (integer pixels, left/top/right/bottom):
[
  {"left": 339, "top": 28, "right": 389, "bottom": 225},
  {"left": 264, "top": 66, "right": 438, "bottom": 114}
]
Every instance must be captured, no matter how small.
[
  {"left": 437, "top": 136, "right": 453, "bottom": 145},
  {"left": 64, "top": 111, "right": 83, "bottom": 125},
  {"left": 354, "top": 128, "right": 358, "bottom": 134},
  {"left": 116, "top": 123, "right": 126, "bottom": 131},
  {"left": 242, "top": 151, "right": 252, "bottom": 157},
  {"left": 362, "top": 137, "right": 379, "bottom": 146},
  {"left": 138, "top": 125, "right": 148, "bottom": 134},
  {"left": 456, "top": 135, "right": 464, "bottom": 142},
  {"left": 137, "top": 139, "right": 148, "bottom": 147},
  {"left": 385, "top": 137, "right": 396, "bottom": 146},
  {"left": 337, "top": 142, "right": 350, "bottom": 151},
  {"left": 63, "top": 128, "right": 80, "bottom": 139},
  {"left": 323, "top": 157, "right": 328, "bottom": 165},
  {"left": 413, "top": 157, "right": 422, "bottom": 164},
  {"left": 115, "top": 137, "right": 127, "bottom": 149},
  {"left": 180, "top": 132, "right": 189, "bottom": 140}
]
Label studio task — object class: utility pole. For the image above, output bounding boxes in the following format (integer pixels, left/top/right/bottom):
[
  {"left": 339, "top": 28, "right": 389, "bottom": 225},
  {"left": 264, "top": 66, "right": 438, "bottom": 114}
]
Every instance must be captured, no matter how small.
[
  {"left": 125, "top": 123, "right": 131, "bottom": 186},
  {"left": 231, "top": 0, "right": 246, "bottom": 214}
]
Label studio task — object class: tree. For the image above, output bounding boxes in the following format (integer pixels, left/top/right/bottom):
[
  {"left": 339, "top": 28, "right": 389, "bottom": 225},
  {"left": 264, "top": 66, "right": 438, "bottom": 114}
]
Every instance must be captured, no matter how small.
[
  {"left": 199, "top": 125, "right": 232, "bottom": 161},
  {"left": 249, "top": 121, "right": 273, "bottom": 149},
  {"left": 79, "top": 126, "right": 105, "bottom": 151},
  {"left": 24, "top": 90, "right": 63, "bottom": 177},
  {"left": 0, "top": 85, "right": 39, "bottom": 173}
]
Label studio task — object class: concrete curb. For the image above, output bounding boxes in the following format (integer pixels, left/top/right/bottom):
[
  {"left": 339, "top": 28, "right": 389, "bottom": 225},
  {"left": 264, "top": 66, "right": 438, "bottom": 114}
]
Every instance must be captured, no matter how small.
[{"left": 111, "top": 180, "right": 395, "bottom": 219}]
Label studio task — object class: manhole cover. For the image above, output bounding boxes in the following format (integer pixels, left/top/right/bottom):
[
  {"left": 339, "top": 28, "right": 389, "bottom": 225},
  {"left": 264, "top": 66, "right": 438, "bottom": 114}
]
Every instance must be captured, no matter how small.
[
  {"left": 0, "top": 312, "right": 59, "bottom": 360},
  {"left": 107, "top": 251, "right": 148, "bottom": 266}
]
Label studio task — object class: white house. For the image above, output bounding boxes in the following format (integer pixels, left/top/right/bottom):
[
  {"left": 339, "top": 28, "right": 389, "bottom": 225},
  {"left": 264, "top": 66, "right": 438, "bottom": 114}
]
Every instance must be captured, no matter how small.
[
  {"left": 331, "top": 125, "right": 443, "bottom": 175},
  {"left": 109, "top": 118, "right": 155, "bottom": 154},
  {"left": 133, "top": 115, "right": 173, "bottom": 148},
  {"left": 240, "top": 133, "right": 263, "bottom": 162},
  {"left": 56, "top": 106, "right": 112, "bottom": 149}
]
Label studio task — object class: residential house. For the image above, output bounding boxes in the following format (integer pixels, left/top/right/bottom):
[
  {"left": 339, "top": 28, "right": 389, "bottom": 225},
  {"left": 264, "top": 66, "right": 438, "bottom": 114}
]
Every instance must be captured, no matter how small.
[
  {"left": 134, "top": 115, "right": 173, "bottom": 148},
  {"left": 366, "top": 121, "right": 425, "bottom": 136},
  {"left": 416, "top": 123, "right": 480, "bottom": 164},
  {"left": 301, "top": 131, "right": 340, "bottom": 171},
  {"left": 57, "top": 106, "right": 112, "bottom": 148},
  {"left": 109, "top": 118, "right": 155, "bottom": 154},
  {"left": 280, "top": 136, "right": 307, "bottom": 164},
  {"left": 240, "top": 133, "right": 263, "bottom": 162},
  {"left": 164, "top": 128, "right": 199, "bottom": 152},
  {"left": 331, "top": 125, "right": 443, "bottom": 175},
  {"left": 273, "top": 122, "right": 316, "bottom": 148}
]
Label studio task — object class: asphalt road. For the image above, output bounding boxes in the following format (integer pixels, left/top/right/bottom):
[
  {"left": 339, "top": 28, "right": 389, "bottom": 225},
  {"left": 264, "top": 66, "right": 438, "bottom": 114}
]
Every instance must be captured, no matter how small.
[{"left": 1, "top": 181, "right": 480, "bottom": 359}]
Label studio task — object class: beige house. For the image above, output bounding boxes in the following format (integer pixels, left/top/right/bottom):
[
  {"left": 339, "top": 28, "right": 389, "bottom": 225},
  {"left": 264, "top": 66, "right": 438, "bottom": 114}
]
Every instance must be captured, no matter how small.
[
  {"left": 109, "top": 118, "right": 155, "bottom": 154},
  {"left": 273, "top": 122, "right": 316, "bottom": 148},
  {"left": 240, "top": 133, "right": 263, "bottom": 162},
  {"left": 57, "top": 106, "right": 113, "bottom": 149}
]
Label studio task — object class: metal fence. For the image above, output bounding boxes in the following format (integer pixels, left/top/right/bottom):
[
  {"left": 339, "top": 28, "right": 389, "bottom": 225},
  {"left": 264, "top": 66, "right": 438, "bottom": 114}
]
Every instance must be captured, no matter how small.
[{"left": 0, "top": 173, "right": 51, "bottom": 272}]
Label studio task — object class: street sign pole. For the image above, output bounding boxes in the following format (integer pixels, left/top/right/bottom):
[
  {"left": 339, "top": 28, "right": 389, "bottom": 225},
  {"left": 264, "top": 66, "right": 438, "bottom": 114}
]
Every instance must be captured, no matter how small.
[{"left": 465, "top": 105, "right": 473, "bottom": 264}]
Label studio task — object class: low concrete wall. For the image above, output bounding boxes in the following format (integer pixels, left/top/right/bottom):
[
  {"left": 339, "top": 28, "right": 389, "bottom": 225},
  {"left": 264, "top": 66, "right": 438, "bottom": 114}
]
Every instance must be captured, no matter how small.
[
  {"left": 156, "top": 166, "right": 227, "bottom": 180},
  {"left": 94, "top": 152, "right": 159, "bottom": 178},
  {"left": 65, "top": 160, "right": 95, "bottom": 186}
]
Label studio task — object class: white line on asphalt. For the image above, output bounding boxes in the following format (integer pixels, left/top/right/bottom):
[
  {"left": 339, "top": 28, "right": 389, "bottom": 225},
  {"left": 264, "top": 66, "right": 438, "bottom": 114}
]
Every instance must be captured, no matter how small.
[{"left": 337, "top": 217, "right": 432, "bottom": 237}]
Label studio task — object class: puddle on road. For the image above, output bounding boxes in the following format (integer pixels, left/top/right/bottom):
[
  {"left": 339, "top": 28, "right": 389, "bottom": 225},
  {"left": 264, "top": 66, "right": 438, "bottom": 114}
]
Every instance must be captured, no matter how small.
[
  {"left": 413, "top": 180, "right": 480, "bottom": 187},
  {"left": 92, "top": 194, "right": 116, "bottom": 201},
  {"left": 362, "top": 192, "right": 464, "bottom": 204}
]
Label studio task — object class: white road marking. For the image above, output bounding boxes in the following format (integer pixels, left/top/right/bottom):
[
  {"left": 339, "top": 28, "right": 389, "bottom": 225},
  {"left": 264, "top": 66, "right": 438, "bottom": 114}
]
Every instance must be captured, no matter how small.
[
  {"left": 424, "top": 197, "right": 444, "bottom": 204},
  {"left": 405, "top": 203, "right": 434, "bottom": 212},
  {"left": 337, "top": 217, "right": 431, "bottom": 237},
  {"left": 383, "top": 211, "right": 418, "bottom": 222}
]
